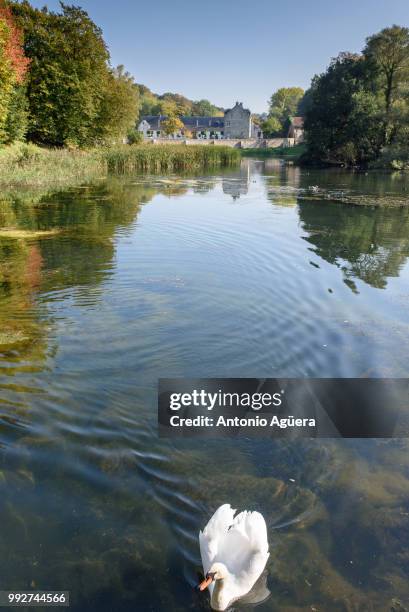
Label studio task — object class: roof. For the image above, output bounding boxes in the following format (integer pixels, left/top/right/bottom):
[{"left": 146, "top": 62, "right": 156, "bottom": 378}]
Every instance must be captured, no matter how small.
[
  {"left": 290, "top": 116, "right": 304, "bottom": 128},
  {"left": 224, "top": 101, "right": 251, "bottom": 116},
  {"left": 182, "top": 116, "right": 224, "bottom": 128},
  {"left": 140, "top": 115, "right": 225, "bottom": 130}
]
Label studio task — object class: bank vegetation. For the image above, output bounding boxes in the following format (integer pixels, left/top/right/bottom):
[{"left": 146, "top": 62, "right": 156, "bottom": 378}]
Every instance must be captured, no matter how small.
[
  {"left": 0, "top": 142, "right": 240, "bottom": 188},
  {"left": 302, "top": 25, "right": 409, "bottom": 169}
]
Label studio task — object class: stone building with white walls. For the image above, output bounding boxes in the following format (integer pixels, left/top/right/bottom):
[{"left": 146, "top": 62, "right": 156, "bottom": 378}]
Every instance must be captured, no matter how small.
[{"left": 138, "top": 102, "right": 262, "bottom": 140}]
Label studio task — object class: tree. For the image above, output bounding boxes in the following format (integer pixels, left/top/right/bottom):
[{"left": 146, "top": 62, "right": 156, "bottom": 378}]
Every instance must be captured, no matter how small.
[
  {"left": 159, "top": 92, "right": 192, "bottom": 115},
  {"left": 268, "top": 87, "right": 304, "bottom": 134},
  {"left": 127, "top": 128, "right": 143, "bottom": 144},
  {"left": 161, "top": 115, "right": 184, "bottom": 136},
  {"left": 97, "top": 65, "right": 140, "bottom": 143},
  {"left": 136, "top": 84, "right": 159, "bottom": 116},
  {"left": 10, "top": 1, "right": 110, "bottom": 147},
  {"left": 364, "top": 25, "right": 409, "bottom": 144},
  {"left": 0, "top": 2, "right": 29, "bottom": 142},
  {"left": 191, "top": 99, "right": 223, "bottom": 116},
  {"left": 0, "top": 19, "right": 14, "bottom": 138},
  {"left": 134, "top": 86, "right": 223, "bottom": 121},
  {"left": 297, "top": 89, "right": 313, "bottom": 116},
  {"left": 0, "top": 2, "right": 29, "bottom": 81},
  {"left": 158, "top": 99, "right": 179, "bottom": 117},
  {"left": 304, "top": 52, "right": 383, "bottom": 165},
  {"left": 261, "top": 116, "right": 282, "bottom": 137},
  {"left": 303, "top": 25, "right": 409, "bottom": 166},
  {"left": 3, "top": 84, "right": 28, "bottom": 142}
]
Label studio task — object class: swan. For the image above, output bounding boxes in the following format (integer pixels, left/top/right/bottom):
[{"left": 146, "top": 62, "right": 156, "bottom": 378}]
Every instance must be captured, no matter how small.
[{"left": 198, "top": 504, "right": 269, "bottom": 611}]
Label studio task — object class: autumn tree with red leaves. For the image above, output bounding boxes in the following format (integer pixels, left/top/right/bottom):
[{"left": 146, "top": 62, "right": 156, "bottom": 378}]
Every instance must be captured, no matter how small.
[
  {"left": 0, "top": 2, "right": 29, "bottom": 82},
  {"left": 0, "top": 0, "right": 29, "bottom": 142}
]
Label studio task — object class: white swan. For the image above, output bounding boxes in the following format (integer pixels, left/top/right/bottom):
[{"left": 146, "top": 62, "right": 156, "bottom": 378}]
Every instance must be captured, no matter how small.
[{"left": 198, "top": 504, "right": 269, "bottom": 611}]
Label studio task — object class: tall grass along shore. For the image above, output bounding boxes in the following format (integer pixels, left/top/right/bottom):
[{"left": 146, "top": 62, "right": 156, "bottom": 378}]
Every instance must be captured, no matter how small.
[{"left": 0, "top": 143, "right": 240, "bottom": 189}]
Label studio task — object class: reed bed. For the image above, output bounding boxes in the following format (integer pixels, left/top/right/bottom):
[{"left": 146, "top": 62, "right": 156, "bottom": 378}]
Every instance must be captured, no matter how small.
[
  {"left": 0, "top": 143, "right": 102, "bottom": 187},
  {"left": 0, "top": 142, "right": 240, "bottom": 189},
  {"left": 103, "top": 144, "right": 240, "bottom": 173}
]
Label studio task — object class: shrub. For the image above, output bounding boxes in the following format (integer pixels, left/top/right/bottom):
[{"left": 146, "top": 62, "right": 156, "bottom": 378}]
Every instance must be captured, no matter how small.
[{"left": 127, "top": 129, "right": 143, "bottom": 145}]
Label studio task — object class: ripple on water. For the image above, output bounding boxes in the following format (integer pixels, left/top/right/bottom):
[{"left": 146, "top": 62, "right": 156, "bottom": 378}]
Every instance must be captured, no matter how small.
[{"left": 1, "top": 165, "right": 409, "bottom": 609}]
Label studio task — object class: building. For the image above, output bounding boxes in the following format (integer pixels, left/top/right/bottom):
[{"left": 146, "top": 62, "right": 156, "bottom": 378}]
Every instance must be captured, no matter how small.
[
  {"left": 287, "top": 116, "right": 304, "bottom": 144},
  {"left": 138, "top": 102, "right": 263, "bottom": 140}
]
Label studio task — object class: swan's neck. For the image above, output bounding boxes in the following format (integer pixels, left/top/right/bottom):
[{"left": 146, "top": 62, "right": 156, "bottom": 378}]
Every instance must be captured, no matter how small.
[
  {"left": 211, "top": 580, "right": 225, "bottom": 610},
  {"left": 211, "top": 577, "right": 232, "bottom": 611}
]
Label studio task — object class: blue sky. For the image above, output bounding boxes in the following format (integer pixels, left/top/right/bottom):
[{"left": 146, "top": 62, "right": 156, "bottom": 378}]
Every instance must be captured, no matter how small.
[{"left": 28, "top": 0, "right": 409, "bottom": 113}]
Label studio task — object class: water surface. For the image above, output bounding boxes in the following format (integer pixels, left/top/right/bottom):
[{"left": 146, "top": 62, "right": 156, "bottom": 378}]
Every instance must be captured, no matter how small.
[{"left": 1, "top": 159, "right": 409, "bottom": 611}]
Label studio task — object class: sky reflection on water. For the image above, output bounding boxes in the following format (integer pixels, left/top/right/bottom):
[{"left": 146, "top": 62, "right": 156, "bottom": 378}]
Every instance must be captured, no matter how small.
[{"left": 0, "top": 160, "right": 409, "bottom": 611}]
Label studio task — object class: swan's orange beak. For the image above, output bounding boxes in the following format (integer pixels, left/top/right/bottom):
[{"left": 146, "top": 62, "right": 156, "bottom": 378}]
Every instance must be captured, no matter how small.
[
  {"left": 198, "top": 573, "right": 214, "bottom": 591},
  {"left": 198, "top": 576, "right": 212, "bottom": 591}
]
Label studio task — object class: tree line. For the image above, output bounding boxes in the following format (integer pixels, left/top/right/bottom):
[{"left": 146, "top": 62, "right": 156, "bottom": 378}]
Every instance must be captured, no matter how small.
[
  {"left": 304, "top": 24, "right": 409, "bottom": 167},
  {"left": 261, "top": 25, "right": 409, "bottom": 168},
  {"left": 0, "top": 0, "right": 142, "bottom": 147},
  {"left": 136, "top": 86, "right": 223, "bottom": 119},
  {"left": 0, "top": 0, "right": 223, "bottom": 148}
]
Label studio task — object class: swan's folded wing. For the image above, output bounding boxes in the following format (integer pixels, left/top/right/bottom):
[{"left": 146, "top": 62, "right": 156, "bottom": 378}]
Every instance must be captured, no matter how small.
[
  {"left": 199, "top": 504, "right": 236, "bottom": 573},
  {"left": 216, "top": 511, "right": 253, "bottom": 574},
  {"left": 218, "top": 511, "right": 269, "bottom": 583},
  {"left": 244, "top": 511, "right": 269, "bottom": 556}
]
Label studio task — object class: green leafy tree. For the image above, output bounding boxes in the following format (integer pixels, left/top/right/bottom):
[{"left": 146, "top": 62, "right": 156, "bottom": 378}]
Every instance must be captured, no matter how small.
[
  {"left": 268, "top": 87, "right": 304, "bottom": 134},
  {"left": 158, "top": 99, "right": 179, "bottom": 117},
  {"left": 10, "top": 1, "right": 110, "bottom": 147},
  {"left": 98, "top": 65, "right": 140, "bottom": 143},
  {"left": 127, "top": 128, "right": 143, "bottom": 144},
  {"left": 4, "top": 84, "right": 28, "bottom": 142},
  {"left": 304, "top": 53, "right": 383, "bottom": 164},
  {"left": 261, "top": 116, "right": 282, "bottom": 137},
  {"left": 159, "top": 92, "right": 192, "bottom": 115},
  {"left": 297, "top": 89, "right": 313, "bottom": 115},
  {"left": 304, "top": 26, "right": 409, "bottom": 166},
  {"left": 135, "top": 87, "right": 223, "bottom": 120},
  {"left": 161, "top": 115, "right": 184, "bottom": 136},
  {"left": 364, "top": 25, "right": 409, "bottom": 144},
  {"left": 136, "top": 84, "right": 159, "bottom": 116},
  {"left": 191, "top": 99, "right": 223, "bottom": 116}
]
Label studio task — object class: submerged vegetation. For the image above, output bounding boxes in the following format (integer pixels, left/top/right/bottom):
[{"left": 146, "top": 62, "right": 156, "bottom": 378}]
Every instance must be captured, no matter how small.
[
  {"left": 0, "top": 142, "right": 240, "bottom": 188},
  {"left": 1, "top": 172, "right": 409, "bottom": 609}
]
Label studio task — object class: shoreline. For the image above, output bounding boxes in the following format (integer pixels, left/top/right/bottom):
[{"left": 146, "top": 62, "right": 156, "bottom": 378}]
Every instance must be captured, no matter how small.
[{"left": 0, "top": 142, "right": 240, "bottom": 190}]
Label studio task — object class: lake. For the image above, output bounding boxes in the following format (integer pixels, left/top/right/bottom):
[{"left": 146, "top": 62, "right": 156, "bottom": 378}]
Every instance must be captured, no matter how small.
[{"left": 0, "top": 158, "right": 409, "bottom": 611}]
